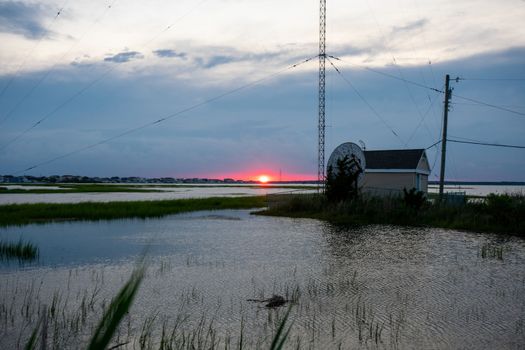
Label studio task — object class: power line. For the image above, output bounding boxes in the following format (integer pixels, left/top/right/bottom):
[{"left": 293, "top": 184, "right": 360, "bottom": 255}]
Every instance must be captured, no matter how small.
[
  {"left": 451, "top": 93, "right": 525, "bottom": 117},
  {"left": 343, "top": 0, "right": 441, "bottom": 148},
  {"left": 0, "top": 0, "right": 213, "bottom": 151},
  {"left": 326, "top": 57, "right": 406, "bottom": 147},
  {"left": 425, "top": 139, "right": 442, "bottom": 173},
  {"left": 448, "top": 134, "right": 486, "bottom": 144},
  {"left": 405, "top": 92, "right": 440, "bottom": 146},
  {"left": 0, "top": 0, "right": 118, "bottom": 127},
  {"left": 448, "top": 139, "right": 525, "bottom": 149},
  {"left": 457, "top": 78, "right": 525, "bottom": 81},
  {"left": 0, "top": 71, "right": 111, "bottom": 152},
  {"left": 329, "top": 55, "right": 525, "bottom": 119},
  {"left": 425, "top": 140, "right": 441, "bottom": 150},
  {"left": 0, "top": 0, "right": 70, "bottom": 102},
  {"left": 427, "top": 137, "right": 441, "bottom": 177},
  {"left": 451, "top": 102, "right": 525, "bottom": 108},
  {"left": 327, "top": 55, "right": 444, "bottom": 94},
  {"left": 140, "top": 0, "right": 210, "bottom": 49},
  {"left": 14, "top": 55, "right": 317, "bottom": 174}
]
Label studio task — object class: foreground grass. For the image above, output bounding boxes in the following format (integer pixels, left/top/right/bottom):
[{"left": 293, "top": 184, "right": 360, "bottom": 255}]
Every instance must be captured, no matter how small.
[
  {"left": 0, "top": 183, "right": 316, "bottom": 194},
  {"left": 260, "top": 193, "right": 525, "bottom": 236},
  {"left": 0, "top": 196, "right": 267, "bottom": 227},
  {"left": 0, "top": 184, "right": 163, "bottom": 194},
  {"left": 23, "top": 262, "right": 293, "bottom": 350}
]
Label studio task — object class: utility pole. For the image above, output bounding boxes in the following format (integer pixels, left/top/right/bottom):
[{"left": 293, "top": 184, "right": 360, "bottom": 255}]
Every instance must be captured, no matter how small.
[
  {"left": 318, "top": 0, "right": 326, "bottom": 191},
  {"left": 439, "top": 74, "right": 452, "bottom": 201}
]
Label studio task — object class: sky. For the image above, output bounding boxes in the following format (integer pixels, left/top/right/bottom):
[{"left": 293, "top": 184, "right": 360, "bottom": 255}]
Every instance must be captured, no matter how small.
[{"left": 0, "top": 0, "right": 524, "bottom": 181}]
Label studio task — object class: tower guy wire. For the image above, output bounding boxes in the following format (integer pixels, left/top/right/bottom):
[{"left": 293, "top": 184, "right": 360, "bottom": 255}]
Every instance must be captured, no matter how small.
[
  {"left": 0, "top": 0, "right": 71, "bottom": 103},
  {"left": 0, "top": 0, "right": 118, "bottom": 127},
  {"left": 328, "top": 55, "right": 525, "bottom": 118},
  {"left": 14, "top": 55, "right": 317, "bottom": 174},
  {"left": 326, "top": 57, "right": 406, "bottom": 147},
  {"left": 327, "top": 55, "right": 444, "bottom": 94},
  {"left": 0, "top": 0, "right": 213, "bottom": 152}
]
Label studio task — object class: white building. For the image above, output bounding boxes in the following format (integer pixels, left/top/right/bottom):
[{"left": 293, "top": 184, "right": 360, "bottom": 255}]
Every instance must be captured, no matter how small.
[{"left": 362, "top": 149, "right": 430, "bottom": 196}]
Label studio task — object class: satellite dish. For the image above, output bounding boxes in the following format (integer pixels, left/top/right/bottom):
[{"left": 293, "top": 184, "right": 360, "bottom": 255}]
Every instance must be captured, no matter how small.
[
  {"left": 327, "top": 142, "right": 366, "bottom": 186},
  {"left": 358, "top": 140, "right": 366, "bottom": 150}
]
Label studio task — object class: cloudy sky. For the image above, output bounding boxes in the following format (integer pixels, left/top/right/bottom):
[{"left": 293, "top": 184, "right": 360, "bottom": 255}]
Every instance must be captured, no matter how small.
[{"left": 0, "top": 0, "right": 524, "bottom": 181}]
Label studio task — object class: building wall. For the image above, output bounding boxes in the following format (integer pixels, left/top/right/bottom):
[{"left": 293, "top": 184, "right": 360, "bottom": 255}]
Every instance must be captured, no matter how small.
[
  {"left": 420, "top": 174, "right": 428, "bottom": 192},
  {"left": 361, "top": 172, "right": 428, "bottom": 196},
  {"left": 417, "top": 154, "right": 431, "bottom": 173}
]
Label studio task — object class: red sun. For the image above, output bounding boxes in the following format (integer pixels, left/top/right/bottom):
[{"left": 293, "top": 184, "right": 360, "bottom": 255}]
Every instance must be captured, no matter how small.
[{"left": 258, "top": 175, "right": 270, "bottom": 183}]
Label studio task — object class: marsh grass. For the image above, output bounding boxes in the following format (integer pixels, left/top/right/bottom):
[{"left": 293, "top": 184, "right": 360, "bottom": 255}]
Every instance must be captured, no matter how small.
[
  {"left": 260, "top": 193, "right": 525, "bottom": 235},
  {"left": 0, "top": 184, "right": 163, "bottom": 194},
  {"left": 87, "top": 265, "right": 144, "bottom": 350},
  {"left": 1, "top": 257, "right": 388, "bottom": 349},
  {"left": 0, "top": 183, "right": 315, "bottom": 194},
  {"left": 0, "top": 196, "right": 267, "bottom": 227},
  {"left": 15, "top": 262, "right": 295, "bottom": 350},
  {"left": 6, "top": 257, "right": 518, "bottom": 350},
  {"left": 0, "top": 240, "right": 39, "bottom": 262},
  {"left": 480, "top": 243, "right": 505, "bottom": 260}
]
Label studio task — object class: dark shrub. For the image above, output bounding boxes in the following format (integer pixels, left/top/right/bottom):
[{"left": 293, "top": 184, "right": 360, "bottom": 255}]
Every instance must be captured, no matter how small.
[
  {"left": 325, "top": 155, "right": 363, "bottom": 202},
  {"left": 403, "top": 188, "right": 426, "bottom": 211}
]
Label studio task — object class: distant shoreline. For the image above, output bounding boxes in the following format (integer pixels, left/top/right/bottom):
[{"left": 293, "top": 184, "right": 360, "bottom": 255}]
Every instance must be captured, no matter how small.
[
  {"left": 2, "top": 180, "right": 523, "bottom": 186},
  {"left": 428, "top": 181, "right": 525, "bottom": 186}
]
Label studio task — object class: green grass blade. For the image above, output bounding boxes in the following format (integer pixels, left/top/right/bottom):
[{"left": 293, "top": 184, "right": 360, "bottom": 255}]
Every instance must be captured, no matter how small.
[
  {"left": 238, "top": 316, "right": 244, "bottom": 350},
  {"left": 269, "top": 307, "right": 293, "bottom": 350},
  {"left": 87, "top": 266, "right": 144, "bottom": 350},
  {"left": 23, "top": 322, "right": 40, "bottom": 350}
]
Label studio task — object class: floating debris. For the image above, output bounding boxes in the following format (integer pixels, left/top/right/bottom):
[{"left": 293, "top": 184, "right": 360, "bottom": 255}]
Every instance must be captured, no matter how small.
[{"left": 247, "top": 294, "right": 289, "bottom": 308}]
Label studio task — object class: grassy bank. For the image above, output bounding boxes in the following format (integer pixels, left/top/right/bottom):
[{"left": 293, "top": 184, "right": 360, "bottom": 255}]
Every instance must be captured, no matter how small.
[
  {"left": 0, "top": 183, "right": 316, "bottom": 194},
  {"left": 260, "top": 193, "right": 525, "bottom": 236},
  {"left": 0, "top": 184, "right": 163, "bottom": 194},
  {"left": 0, "top": 196, "right": 267, "bottom": 227}
]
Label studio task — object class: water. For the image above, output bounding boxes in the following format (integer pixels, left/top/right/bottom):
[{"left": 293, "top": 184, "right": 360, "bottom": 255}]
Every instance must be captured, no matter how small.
[
  {"left": 1, "top": 184, "right": 522, "bottom": 205},
  {"left": 1, "top": 210, "right": 524, "bottom": 349},
  {"left": 428, "top": 184, "right": 525, "bottom": 197},
  {"left": 0, "top": 185, "right": 315, "bottom": 204}
]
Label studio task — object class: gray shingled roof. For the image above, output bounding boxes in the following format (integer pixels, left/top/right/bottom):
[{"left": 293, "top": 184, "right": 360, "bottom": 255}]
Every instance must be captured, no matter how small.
[{"left": 364, "top": 149, "right": 425, "bottom": 169}]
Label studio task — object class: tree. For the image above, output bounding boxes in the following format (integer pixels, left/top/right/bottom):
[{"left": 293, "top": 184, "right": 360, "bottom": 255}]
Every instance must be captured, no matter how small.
[{"left": 325, "top": 155, "right": 363, "bottom": 202}]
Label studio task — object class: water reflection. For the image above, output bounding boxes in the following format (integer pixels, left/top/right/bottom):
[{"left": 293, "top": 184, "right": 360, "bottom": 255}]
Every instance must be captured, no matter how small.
[
  {"left": 0, "top": 186, "right": 316, "bottom": 204},
  {"left": 1, "top": 210, "right": 524, "bottom": 349}
]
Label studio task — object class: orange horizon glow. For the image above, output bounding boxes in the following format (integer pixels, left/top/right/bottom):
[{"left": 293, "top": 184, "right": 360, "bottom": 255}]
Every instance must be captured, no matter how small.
[{"left": 172, "top": 171, "right": 316, "bottom": 182}]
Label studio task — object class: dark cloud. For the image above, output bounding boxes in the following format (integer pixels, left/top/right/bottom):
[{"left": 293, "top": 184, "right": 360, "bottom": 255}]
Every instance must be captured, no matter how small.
[
  {"left": 104, "top": 51, "right": 144, "bottom": 63},
  {"left": 198, "top": 55, "right": 238, "bottom": 68},
  {"left": 194, "top": 50, "right": 284, "bottom": 69},
  {"left": 3, "top": 47, "right": 524, "bottom": 181},
  {"left": 391, "top": 19, "right": 428, "bottom": 35},
  {"left": 331, "top": 44, "right": 378, "bottom": 59},
  {"left": 153, "top": 49, "right": 187, "bottom": 59},
  {"left": 0, "top": 1, "right": 51, "bottom": 39},
  {"left": 152, "top": 44, "right": 303, "bottom": 70}
]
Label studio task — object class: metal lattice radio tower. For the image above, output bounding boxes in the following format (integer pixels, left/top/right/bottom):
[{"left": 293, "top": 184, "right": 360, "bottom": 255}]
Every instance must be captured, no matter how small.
[{"left": 318, "top": 0, "right": 326, "bottom": 190}]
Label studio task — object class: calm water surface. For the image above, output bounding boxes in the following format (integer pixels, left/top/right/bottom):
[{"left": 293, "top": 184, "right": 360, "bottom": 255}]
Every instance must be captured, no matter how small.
[
  {"left": 0, "top": 185, "right": 315, "bottom": 204},
  {"left": 1, "top": 210, "right": 524, "bottom": 349},
  {"left": 1, "top": 184, "right": 523, "bottom": 204},
  {"left": 428, "top": 184, "right": 525, "bottom": 196}
]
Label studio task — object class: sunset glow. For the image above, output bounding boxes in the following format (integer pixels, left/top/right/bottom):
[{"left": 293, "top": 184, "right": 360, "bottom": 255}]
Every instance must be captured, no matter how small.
[{"left": 258, "top": 175, "right": 270, "bottom": 183}]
